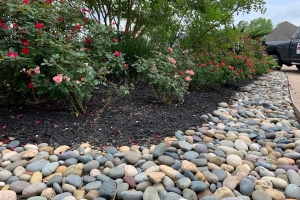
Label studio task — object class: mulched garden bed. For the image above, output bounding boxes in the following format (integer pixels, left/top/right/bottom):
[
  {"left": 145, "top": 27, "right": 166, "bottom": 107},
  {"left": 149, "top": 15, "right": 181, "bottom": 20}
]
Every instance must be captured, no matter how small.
[{"left": 0, "top": 76, "right": 259, "bottom": 150}]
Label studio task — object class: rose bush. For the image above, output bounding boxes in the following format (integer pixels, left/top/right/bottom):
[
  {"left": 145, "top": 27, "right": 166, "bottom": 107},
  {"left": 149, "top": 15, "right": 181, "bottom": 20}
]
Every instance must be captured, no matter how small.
[
  {"left": 190, "top": 36, "right": 275, "bottom": 89},
  {"left": 0, "top": 0, "right": 128, "bottom": 113},
  {"left": 134, "top": 47, "right": 195, "bottom": 104}
]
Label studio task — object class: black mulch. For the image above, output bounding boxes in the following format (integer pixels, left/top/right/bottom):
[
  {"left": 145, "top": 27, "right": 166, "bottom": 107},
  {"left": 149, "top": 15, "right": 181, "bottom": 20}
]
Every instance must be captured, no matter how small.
[{"left": 0, "top": 76, "right": 260, "bottom": 150}]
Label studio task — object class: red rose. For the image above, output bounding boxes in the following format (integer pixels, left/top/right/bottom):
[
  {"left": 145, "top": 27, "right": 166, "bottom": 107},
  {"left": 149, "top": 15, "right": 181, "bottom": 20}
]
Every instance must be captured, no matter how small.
[
  {"left": 28, "top": 82, "right": 34, "bottom": 89},
  {"left": 85, "top": 38, "right": 92, "bottom": 43},
  {"left": 75, "top": 24, "right": 81, "bottom": 29},
  {"left": 22, "top": 48, "right": 30, "bottom": 55},
  {"left": 35, "top": 23, "right": 44, "bottom": 29}
]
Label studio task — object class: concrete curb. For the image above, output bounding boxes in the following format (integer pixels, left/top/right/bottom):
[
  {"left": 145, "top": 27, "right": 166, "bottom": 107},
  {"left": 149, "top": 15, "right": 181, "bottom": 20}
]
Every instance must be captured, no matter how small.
[{"left": 287, "top": 73, "right": 300, "bottom": 122}]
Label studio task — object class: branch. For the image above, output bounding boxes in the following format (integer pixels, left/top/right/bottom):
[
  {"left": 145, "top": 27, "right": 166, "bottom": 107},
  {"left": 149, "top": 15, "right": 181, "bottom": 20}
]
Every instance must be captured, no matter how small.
[{"left": 192, "top": 4, "right": 240, "bottom": 49}]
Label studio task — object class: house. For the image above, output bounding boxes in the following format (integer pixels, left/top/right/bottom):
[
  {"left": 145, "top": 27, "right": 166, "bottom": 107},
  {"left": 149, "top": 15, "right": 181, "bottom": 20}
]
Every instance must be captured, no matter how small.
[{"left": 264, "top": 21, "right": 298, "bottom": 42}]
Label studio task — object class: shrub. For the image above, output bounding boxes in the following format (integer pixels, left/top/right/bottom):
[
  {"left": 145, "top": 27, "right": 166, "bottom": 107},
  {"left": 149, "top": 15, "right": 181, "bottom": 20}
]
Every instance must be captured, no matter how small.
[
  {"left": 0, "top": 0, "right": 128, "bottom": 113},
  {"left": 190, "top": 36, "right": 274, "bottom": 89},
  {"left": 134, "top": 47, "right": 195, "bottom": 104}
]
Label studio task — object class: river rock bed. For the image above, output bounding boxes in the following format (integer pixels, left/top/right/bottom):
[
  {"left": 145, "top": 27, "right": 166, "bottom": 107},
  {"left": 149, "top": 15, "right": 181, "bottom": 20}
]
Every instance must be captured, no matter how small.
[{"left": 1, "top": 71, "right": 300, "bottom": 200}]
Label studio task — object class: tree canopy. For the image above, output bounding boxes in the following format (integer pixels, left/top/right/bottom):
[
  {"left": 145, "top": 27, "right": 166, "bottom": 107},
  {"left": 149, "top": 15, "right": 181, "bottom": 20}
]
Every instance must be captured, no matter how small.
[{"left": 81, "top": 0, "right": 266, "bottom": 49}]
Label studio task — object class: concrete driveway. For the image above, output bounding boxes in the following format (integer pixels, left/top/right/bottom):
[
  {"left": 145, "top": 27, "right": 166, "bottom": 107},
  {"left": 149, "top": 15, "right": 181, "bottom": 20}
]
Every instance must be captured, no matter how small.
[{"left": 281, "top": 65, "right": 300, "bottom": 120}]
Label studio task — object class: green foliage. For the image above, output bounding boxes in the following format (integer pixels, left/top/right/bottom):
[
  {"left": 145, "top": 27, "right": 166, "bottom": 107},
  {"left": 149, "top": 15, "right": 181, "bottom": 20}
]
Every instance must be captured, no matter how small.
[
  {"left": 134, "top": 47, "right": 195, "bottom": 104},
  {"left": 190, "top": 36, "right": 274, "bottom": 89},
  {"left": 110, "top": 29, "right": 155, "bottom": 79},
  {"left": 0, "top": 0, "right": 128, "bottom": 113},
  {"left": 237, "top": 17, "right": 273, "bottom": 39}
]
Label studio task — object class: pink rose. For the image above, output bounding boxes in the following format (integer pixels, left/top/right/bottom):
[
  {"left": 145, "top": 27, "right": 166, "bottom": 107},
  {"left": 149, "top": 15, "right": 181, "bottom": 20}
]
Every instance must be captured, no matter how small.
[
  {"left": 53, "top": 74, "right": 63, "bottom": 83},
  {"left": 34, "top": 66, "right": 40, "bottom": 74},
  {"left": 114, "top": 51, "right": 121, "bottom": 57},
  {"left": 185, "top": 76, "right": 192, "bottom": 82},
  {"left": 169, "top": 57, "right": 176, "bottom": 64},
  {"left": 185, "top": 70, "right": 195, "bottom": 76}
]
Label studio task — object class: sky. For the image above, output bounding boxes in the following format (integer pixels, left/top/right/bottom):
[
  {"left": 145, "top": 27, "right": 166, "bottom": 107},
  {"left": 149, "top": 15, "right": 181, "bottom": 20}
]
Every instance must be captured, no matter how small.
[{"left": 234, "top": 0, "right": 300, "bottom": 27}]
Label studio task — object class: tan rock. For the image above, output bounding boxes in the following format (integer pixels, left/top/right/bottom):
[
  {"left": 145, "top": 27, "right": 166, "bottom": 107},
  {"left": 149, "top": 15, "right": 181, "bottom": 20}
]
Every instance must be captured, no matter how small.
[
  {"left": 0, "top": 190, "right": 17, "bottom": 200},
  {"left": 80, "top": 143, "right": 90, "bottom": 148},
  {"left": 124, "top": 165, "right": 139, "bottom": 176},
  {"left": 221, "top": 164, "right": 234, "bottom": 172},
  {"left": 181, "top": 160, "right": 198, "bottom": 173},
  {"left": 24, "top": 144, "right": 38, "bottom": 150},
  {"left": 55, "top": 166, "right": 67, "bottom": 174},
  {"left": 205, "top": 130, "right": 215, "bottom": 137},
  {"left": 266, "top": 145, "right": 274, "bottom": 153},
  {"left": 153, "top": 183, "right": 164, "bottom": 193},
  {"left": 209, "top": 156, "right": 223, "bottom": 166},
  {"left": 285, "top": 157, "right": 295, "bottom": 165},
  {"left": 1, "top": 184, "right": 10, "bottom": 191},
  {"left": 277, "top": 157, "right": 289, "bottom": 165},
  {"left": 242, "top": 160, "right": 254, "bottom": 170},
  {"left": 54, "top": 145, "right": 70, "bottom": 155},
  {"left": 63, "top": 165, "right": 82, "bottom": 176},
  {"left": 255, "top": 180, "right": 273, "bottom": 190},
  {"left": 184, "top": 136, "right": 194, "bottom": 144},
  {"left": 226, "top": 154, "right": 242, "bottom": 168},
  {"left": 74, "top": 189, "right": 85, "bottom": 200},
  {"left": 41, "top": 188, "right": 56, "bottom": 200},
  {"left": 207, "top": 162, "right": 221, "bottom": 170},
  {"left": 13, "top": 166, "right": 26, "bottom": 176},
  {"left": 195, "top": 171, "right": 206, "bottom": 182},
  {"left": 203, "top": 136, "right": 213, "bottom": 143},
  {"left": 185, "top": 130, "right": 196, "bottom": 136},
  {"left": 90, "top": 169, "right": 101, "bottom": 177},
  {"left": 39, "top": 146, "right": 54, "bottom": 154},
  {"left": 235, "top": 172, "right": 247, "bottom": 180},
  {"left": 145, "top": 166, "right": 160, "bottom": 173},
  {"left": 214, "top": 187, "right": 235, "bottom": 199},
  {"left": 214, "top": 134, "right": 225, "bottom": 140},
  {"left": 261, "top": 177, "right": 288, "bottom": 190},
  {"left": 147, "top": 172, "right": 166, "bottom": 184},
  {"left": 235, "top": 165, "right": 250, "bottom": 175},
  {"left": 238, "top": 135, "right": 252, "bottom": 146},
  {"left": 2, "top": 149, "right": 12, "bottom": 156},
  {"left": 130, "top": 145, "right": 140, "bottom": 151},
  {"left": 265, "top": 189, "right": 285, "bottom": 200},
  {"left": 217, "top": 146, "right": 237, "bottom": 154},
  {"left": 284, "top": 143, "right": 295, "bottom": 149},
  {"left": 30, "top": 171, "right": 43, "bottom": 183},
  {"left": 142, "top": 149, "right": 150, "bottom": 154},
  {"left": 269, "top": 151, "right": 281, "bottom": 159},
  {"left": 119, "top": 146, "right": 130, "bottom": 152},
  {"left": 2, "top": 151, "right": 18, "bottom": 161},
  {"left": 163, "top": 137, "right": 177, "bottom": 147},
  {"left": 84, "top": 190, "right": 99, "bottom": 200},
  {"left": 223, "top": 176, "right": 240, "bottom": 190},
  {"left": 22, "top": 149, "right": 38, "bottom": 159},
  {"left": 159, "top": 165, "right": 176, "bottom": 179}
]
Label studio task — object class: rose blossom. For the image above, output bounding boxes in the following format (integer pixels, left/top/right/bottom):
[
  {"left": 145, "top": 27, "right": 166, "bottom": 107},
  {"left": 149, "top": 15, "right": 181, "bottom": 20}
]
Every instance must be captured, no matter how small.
[
  {"left": 53, "top": 74, "right": 63, "bottom": 83},
  {"left": 35, "top": 23, "right": 44, "bottom": 29},
  {"left": 34, "top": 66, "right": 40, "bottom": 74},
  {"left": 169, "top": 57, "right": 176, "bottom": 64},
  {"left": 185, "top": 70, "right": 195, "bottom": 76},
  {"left": 114, "top": 51, "right": 121, "bottom": 57},
  {"left": 63, "top": 76, "right": 70, "bottom": 82},
  {"left": 7, "top": 51, "right": 18, "bottom": 58},
  {"left": 185, "top": 76, "right": 192, "bottom": 81},
  {"left": 22, "top": 48, "right": 30, "bottom": 55}
]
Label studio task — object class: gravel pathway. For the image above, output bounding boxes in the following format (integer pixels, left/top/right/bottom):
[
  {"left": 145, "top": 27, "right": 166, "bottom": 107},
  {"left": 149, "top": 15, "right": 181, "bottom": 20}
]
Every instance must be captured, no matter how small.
[{"left": 1, "top": 70, "right": 300, "bottom": 200}]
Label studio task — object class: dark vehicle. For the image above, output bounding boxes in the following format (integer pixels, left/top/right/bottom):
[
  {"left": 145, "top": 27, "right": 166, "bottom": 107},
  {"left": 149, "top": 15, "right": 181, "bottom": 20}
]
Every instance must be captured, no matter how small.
[{"left": 264, "top": 27, "right": 300, "bottom": 70}]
